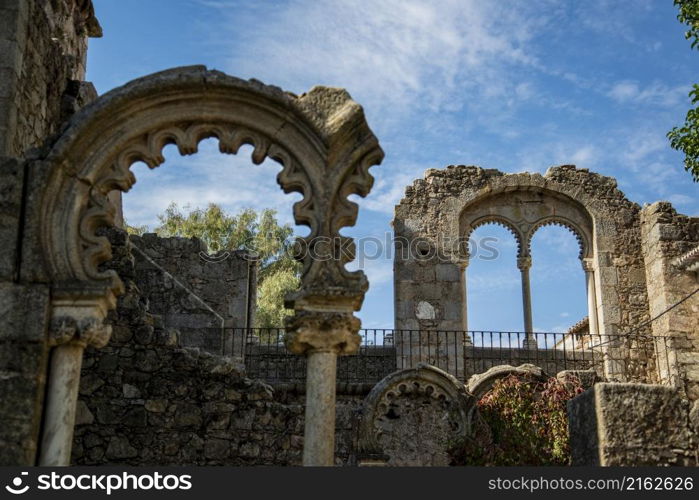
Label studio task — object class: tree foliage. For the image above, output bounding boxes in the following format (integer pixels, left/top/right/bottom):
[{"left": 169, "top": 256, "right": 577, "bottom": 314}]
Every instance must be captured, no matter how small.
[
  {"left": 153, "top": 203, "right": 300, "bottom": 327},
  {"left": 123, "top": 218, "right": 148, "bottom": 236},
  {"left": 676, "top": 0, "right": 699, "bottom": 48},
  {"left": 668, "top": 0, "right": 699, "bottom": 181}
]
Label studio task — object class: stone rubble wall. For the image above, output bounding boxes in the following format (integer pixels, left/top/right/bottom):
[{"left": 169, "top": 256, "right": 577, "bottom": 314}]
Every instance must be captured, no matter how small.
[
  {"left": 640, "top": 202, "right": 699, "bottom": 401},
  {"left": 0, "top": 278, "right": 50, "bottom": 465},
  {"left": 0, "top": 0, "right": 100, "bottom": 464},
  {"left": 245, "top": 345, "right": 397, "bottom": 385},
  {"left": 0, "top": 0, "right": 99, "bottom": 157},
  {"left": 129, "top": 233, "right": 256, "bottom": 355},
  {"left": 568, "top": 383, "right": 698, "bottom": 466}
]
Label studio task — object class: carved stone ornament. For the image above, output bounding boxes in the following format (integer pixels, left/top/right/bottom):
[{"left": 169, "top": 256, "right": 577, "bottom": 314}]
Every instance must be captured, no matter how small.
[
  {"left": 49, "top": 316, "right": 111, "bottom": 348},
  {"left": 39, "top": 66, "right": 383, "bottom": 339},
  {"left": 356, "top": 364, "right": 475, "bottom": 466},
  {"left": 284, "top": 311, "right": 361, "bottom": 355}
]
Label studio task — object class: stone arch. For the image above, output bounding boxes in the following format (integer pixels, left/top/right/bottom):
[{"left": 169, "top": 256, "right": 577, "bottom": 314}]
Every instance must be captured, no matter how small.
[
  {"left": 465, "top": 215, "right": 524, "bottom": 258},
  {"left": 525, "top": 216, "right": 590, "bottom": 260},
  {"left": 466, "top": 364, "right": 546, "bottom": 400},
  {"left": 355, "top": 364, "right": 475, "bottom": 466},
  {"left": 35, "top": 66, "right": 384, "bottom": 465},
  {"left": 41, "top": 66, "right": 383, "bottom": 315},
  {"left": 458, "top": 186, "right": 593, "bottom": 261},
  {"left": 394, "top": 165, "right": 649, "bottom": 382}
]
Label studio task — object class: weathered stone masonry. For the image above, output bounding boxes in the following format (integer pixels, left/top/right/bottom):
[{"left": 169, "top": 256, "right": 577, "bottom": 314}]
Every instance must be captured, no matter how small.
[
  {"left": 392, "top": 164, "right": 699, "bottom": 465},
  {"left": 129, "top": 233, "right": 256, "bottom": 355},
  {"left": 0, "top": 0, "right": 100, "bottom": 157},
  {"left": 0, "top": 0, "right": 385, "bottom": 464},
  {"left": 0, "top": 0, "right": 99, "bottom": 465},
  {"left": 72, "top": 228, "right": 363, "bottom": 466},
  {"left": 394, "top": 165, "right": 650, "bottom": 339},
  {"left": 640, "top": 203, "right": 699, "bottom": 401},
  {"left": 2, "top": 0, "right": 699, "bottom": 468}
]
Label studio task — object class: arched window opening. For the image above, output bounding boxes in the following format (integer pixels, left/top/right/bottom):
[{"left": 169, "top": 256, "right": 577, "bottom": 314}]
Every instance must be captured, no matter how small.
[
  {"left": 466, "top": 223, "right": 523, "bottom": 343},
  {"left": 113, "top": 138, "right": 304, "bottom": 360},
  {"left": 529, "top": 225, "right": 587, "bottom": 350}
]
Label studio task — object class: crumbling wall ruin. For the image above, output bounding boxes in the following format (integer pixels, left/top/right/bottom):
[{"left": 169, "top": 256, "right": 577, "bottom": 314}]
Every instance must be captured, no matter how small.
[
  {"left": 641, "top": 202, "right": 699, "bottom": 401},
  {"left": 129, "top": 233, "right": 256, "bottom": 355},
  {"left": 0, "top": 0, "right": 100, "bottom": 465},
  {"left": 568, "top": 383, "right": 698, "bottom": 466},
  {"left": 0, "top": 0, "right": 100, "bottom": 157},
  {"left": 394, "top": 165, "right": 650, "bottom": 339},
  {"left": 1, "top": 0, "right": 699, "bottom": 469}
]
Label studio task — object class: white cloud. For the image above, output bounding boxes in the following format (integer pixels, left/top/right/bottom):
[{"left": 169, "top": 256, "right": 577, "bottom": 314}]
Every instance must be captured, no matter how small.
[
  {"left": 607, "top": 80, "right": 689, "bottom": 108},
  {"left": 573, "top": 0, "right": 654, "bottom": 46},
  {"left": 667, "top": 194, "right": 695, "bottom": 207},
  {"left": 618, "top": 130, "right": 668, "bottom": 166},
  {"left": 355, "top": 168, "right": 425, "bottom": 215},
  {"left": 123, "top": 140, "right": 302, "bottom": 230},
  {"left": 512, "top": 142, "right": 600, "bottom": 173},
  {"left": 210, "top": 0, "right": 549, "bottom": 124},
  {"left": 468, "top": 268, "right": 521, "bottom": 293}
]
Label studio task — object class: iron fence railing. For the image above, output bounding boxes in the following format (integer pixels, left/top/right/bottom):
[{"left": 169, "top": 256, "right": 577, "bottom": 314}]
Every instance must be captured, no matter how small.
[{"left": 208, "top": 327, "right": 675, "bottom": 385}]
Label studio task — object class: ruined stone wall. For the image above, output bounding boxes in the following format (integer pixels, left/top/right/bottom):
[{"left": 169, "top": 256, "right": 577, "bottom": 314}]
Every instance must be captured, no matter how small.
[
  {"left": 0, "top": 274, "right": 50, "bottom": 465},
  {"left": 394, "top": 165, "right": 650, "bottom": 347},
  {"left": 640, "top": 202, "right": 699, "bottom": 400},
  {"left": 568, "top": 383, "right": 698, "bottom": 466},
  {"left": 73, "top": 228, "right": 361, "bottom": 466},
  {"left": 245, "top": 345, "right": 397, "bottom": 385},
  {"left": 0, "top": 1, "right": 99, "bottom": 464},
  {"left": 129, "top": 233, "right": 256, "bottom": 355},
  {"left": 0, "top": 0, "right": 100, "bottom": 157}
]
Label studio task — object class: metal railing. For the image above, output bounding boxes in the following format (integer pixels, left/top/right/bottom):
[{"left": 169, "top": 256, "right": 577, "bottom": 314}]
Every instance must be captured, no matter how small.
[{"left": 208, "top": 327, "right": 675, "bottom": 385}]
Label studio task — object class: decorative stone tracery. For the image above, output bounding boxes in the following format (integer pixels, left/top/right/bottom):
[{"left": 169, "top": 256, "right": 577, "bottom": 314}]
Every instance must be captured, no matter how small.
[
  {"left": 356, "top": 364, "right": 475, "bottom": 466},
  {"left": 35, "top": 66, "right": 383, "bottom": 465}
]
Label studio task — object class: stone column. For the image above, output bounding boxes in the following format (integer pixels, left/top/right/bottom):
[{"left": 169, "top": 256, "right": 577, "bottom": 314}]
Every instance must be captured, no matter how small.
[
  {"left": 458, "top": 258, "right": 473, "bottom": 346},
  {"left": 285, "top": 312, "right": 361, "bottom": 466},
  {"left": 518, "top": 255, "right": 537, "bottom": 349},
  {"left": 39, "top": 315, "right": 110, "bottom": 466},
  {"left": 582, "top": 258, "right": 600, "bottom": 338}
]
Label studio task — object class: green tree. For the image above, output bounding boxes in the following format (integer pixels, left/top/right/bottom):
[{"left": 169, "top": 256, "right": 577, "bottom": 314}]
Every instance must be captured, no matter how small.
[
  {"left": 668, "top": 0, "right": 699, "bottom": 181},
  {"left": 123, "top": 217, "right": 148, "bottom": 236},
  {"left": 154, "top": 203, "right": 301, "bottom": 327}
]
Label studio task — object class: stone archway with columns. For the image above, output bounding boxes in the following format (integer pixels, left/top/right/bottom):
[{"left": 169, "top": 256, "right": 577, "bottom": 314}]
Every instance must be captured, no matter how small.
[
  {"left": 393, "top": 165, "right": 651, "bottom": 378},
  {"left": 31, "top": 66, "right": 383, "bottom": 465}
]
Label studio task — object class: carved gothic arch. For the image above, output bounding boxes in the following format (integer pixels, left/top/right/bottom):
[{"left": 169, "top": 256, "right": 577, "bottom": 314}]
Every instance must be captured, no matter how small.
[
  {"left": 467, "top": 363, "right": 547, "bottom": 400},
  {"left": 525, "top": 216, "right": 590, "bottom": 260},
  {"left": 35, "top": 66, "right": 384, "bottom": 465},
  {"left": 40, "top": 66, "right": 384, "bottom": 317},
  {"left": 458, "top": 186, "right": 593, "bottom": 262},
  {"left": 464, "top": 215, "right": 525, "bottom": 259}
]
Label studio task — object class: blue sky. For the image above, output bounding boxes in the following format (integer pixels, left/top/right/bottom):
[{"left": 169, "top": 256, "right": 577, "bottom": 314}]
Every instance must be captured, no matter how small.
[{"left": 87, "top": 0, "right": 698, "bottom": 332}]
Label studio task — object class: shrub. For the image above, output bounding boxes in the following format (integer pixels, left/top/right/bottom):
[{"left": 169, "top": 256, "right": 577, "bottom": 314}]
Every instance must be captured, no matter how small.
[{"left": 451, "top": 374, "right": 584, "bottom": 465}]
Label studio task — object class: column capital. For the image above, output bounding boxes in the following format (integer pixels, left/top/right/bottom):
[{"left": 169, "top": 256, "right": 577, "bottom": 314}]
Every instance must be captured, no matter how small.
[
  {"left": 49, "top": 316, "right": 111, "bottom": 348},
  {"left": 517, "top": 255, "right": 532, "bottom": 271},
  {"left": 49, "top": 283, "right": 113, "bottom": 348},
  {"left": 454, "top": 256, "right": 470, "bottom": 269},
  {"left": 581, "top": 258, "right": 595, "bottom": 273},
  {"left": 284, "top": 311, "right": 361, "bottom": 355}
]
